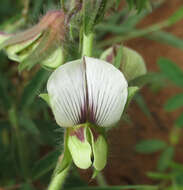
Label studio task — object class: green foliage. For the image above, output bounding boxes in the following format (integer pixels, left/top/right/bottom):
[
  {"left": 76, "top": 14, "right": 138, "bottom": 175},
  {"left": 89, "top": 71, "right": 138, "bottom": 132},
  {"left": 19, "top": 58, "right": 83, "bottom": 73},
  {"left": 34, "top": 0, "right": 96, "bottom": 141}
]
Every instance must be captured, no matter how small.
[
  {"left": 157, "top": 58, "right": 183, "bottom": 87},
  {"left": 126, "top": 0, "right": 149, "bottom": 12},
  {"left": 31, "top": 150, "right": 60, "bottom": 180},
  {"left": 20, "top": 69, "right": 50, "bottom": 110},
  {"left": 1, "top": 0, "right": 183, "bottom": 190},
  {"left": 157, "top": 147, "right": 174, "bottom": 172},
  {"left": 148, "top": 31, "right": 183, "bottom": 49},
  {"left": 167, "top": 6, "right": 183, "bottom": 25},
  {"left": 135, "top": 139, "right": 167, "bottom": 154}
]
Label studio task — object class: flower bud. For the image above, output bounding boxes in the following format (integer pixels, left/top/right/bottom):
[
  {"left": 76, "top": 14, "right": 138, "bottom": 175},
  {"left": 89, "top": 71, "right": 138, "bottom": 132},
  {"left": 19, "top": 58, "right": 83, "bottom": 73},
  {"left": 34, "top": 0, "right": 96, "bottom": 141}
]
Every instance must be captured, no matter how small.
[
  {"left": 100, "top": 45, "right": 147, "bottom": 82},
  {"left": 0, "top": 10, "right": 66, "bottom": 71}
]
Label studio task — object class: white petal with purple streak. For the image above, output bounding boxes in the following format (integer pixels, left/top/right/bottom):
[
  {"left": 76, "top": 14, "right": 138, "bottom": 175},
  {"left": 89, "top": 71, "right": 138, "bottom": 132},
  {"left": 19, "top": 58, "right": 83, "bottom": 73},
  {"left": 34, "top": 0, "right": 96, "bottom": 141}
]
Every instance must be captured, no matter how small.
[{"left": 47, "top": 57, "right": 128, "bottom": 127}]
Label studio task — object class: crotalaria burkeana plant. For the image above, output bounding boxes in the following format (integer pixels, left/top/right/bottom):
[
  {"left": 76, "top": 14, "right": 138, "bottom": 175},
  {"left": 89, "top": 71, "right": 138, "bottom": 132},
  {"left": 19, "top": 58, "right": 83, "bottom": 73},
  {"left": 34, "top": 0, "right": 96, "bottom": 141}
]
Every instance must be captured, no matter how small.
[{"left": 0, "top": 0, "right": 144, "bottom": 189}]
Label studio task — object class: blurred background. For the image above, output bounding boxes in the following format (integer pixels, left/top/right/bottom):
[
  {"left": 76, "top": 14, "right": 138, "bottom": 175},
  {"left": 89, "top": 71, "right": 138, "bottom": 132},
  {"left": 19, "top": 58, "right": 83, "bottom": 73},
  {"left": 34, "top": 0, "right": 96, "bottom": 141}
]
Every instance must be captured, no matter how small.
[{"left": 1, "top": 0, "right": 183, "bottom": 189}]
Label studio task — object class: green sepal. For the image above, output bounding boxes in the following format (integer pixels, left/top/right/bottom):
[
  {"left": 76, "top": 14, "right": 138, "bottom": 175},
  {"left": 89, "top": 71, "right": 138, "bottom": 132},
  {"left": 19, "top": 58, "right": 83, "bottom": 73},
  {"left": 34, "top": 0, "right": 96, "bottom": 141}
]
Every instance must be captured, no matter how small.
[
  {"left": 39, "top": 93, "right": 50, "bottom": 107},
  {"left": 54, "top": 130, "right": 72, "bottom": 175},
  {"left": 67, "top": 126, "right": 92, "bottom": 169},
  {"left": 89, "top": 128, "right": 108, "bottom": 171},
  {"left": 124, "top": 86, "right": 139, "bottom": 110}
]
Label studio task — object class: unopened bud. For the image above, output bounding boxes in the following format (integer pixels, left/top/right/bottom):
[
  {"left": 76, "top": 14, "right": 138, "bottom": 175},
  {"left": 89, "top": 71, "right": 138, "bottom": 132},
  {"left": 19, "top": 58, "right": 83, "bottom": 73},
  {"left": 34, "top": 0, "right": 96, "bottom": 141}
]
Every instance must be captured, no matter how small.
[
  {"left": 100, "top": 45, "right": 147, "bottom": 82},
  {"left": 0, "top": 10, "right": 66, "bottom": 71}
]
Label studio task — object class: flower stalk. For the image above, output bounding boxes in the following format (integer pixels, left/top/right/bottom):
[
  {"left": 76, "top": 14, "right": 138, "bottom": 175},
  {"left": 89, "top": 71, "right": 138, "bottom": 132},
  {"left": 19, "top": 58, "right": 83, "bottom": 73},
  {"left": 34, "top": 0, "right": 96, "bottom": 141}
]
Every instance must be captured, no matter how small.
[
  {"left": 47, "top": 161, "right": 71, "bottom": 190},
  {"left": 82, "top": 32, "right": 94, "bottom": 57}
]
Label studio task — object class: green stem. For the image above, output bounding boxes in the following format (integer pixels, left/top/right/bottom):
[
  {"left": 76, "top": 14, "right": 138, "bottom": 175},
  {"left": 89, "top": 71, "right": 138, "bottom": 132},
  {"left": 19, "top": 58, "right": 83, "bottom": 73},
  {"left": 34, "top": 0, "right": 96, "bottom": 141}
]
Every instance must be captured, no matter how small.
[
  {"left": 96, "top": 172, "right": 108, "bottom": 186},
  {"left": 48, "top": 130, "right": 72, "bottom": 190},
  {"left": 82, "top": 32, "right": 94, "bottom": 57},
  {"left": 48, "top": 163, "right": 71, "bottom": 190}
]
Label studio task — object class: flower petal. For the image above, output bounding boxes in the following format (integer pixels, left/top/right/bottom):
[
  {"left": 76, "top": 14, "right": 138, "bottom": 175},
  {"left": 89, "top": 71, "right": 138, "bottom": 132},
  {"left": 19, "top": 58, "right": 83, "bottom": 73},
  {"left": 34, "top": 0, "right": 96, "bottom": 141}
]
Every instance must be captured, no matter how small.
[
  {"left": 85, "top": 57, "right": 128, "bottom": 127},
  {"left": 47, "top": 59, "right": 86, "bottom": 127},
  {"left": 47, "top": 57, "right": 128, "bottom": 128}
]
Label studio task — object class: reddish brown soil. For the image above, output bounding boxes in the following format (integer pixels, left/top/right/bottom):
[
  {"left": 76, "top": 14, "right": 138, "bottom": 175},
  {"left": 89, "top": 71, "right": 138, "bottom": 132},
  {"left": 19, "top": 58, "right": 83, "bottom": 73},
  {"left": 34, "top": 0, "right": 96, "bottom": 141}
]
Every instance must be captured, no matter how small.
[{"left": 96, "top": 0, "right": 183, "bottom": 185}]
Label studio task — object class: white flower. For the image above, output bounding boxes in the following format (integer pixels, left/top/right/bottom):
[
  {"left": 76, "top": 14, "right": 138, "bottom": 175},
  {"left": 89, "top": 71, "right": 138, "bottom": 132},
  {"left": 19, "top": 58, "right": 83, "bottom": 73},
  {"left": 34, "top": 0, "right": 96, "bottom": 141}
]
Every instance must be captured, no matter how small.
[{"left": 47, "top": 56, "right": 128, "bottom": 128}]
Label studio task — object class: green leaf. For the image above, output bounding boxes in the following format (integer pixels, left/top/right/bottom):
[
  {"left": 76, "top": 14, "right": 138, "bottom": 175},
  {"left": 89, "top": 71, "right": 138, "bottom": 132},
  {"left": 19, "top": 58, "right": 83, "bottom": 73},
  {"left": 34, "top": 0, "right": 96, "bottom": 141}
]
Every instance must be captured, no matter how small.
[
  {"left": 164, "top": 93, "right": 183, "bottom": 111},
  {"left": 148, "top": 31, "right": 183, "bottom": 50},
  {"left": 20, "top": 69, "right": 50, "bottom": 110},
  {"left": 157, "top": 58, "right": 183, "bottom": 87},
  {"left": 66, "top": 185, "right": 158, "bottom": 190},
  {"left": 167, "top": 6, "right": 183, "bottom": 26},
  {"left": 157, "top": 146, "right": 174, "bottom": 172},
  {"left": 19, "top": 116, "right": 39, "bottom": 135},
  {"left": 31, "top": 150, "right": 60, "bottom": 180},
  {"left": 135, "top": 139, "right": 167, "bottom": 154},
  {"left": 134, "top": 93, "right": 152, "bottom": 118}
]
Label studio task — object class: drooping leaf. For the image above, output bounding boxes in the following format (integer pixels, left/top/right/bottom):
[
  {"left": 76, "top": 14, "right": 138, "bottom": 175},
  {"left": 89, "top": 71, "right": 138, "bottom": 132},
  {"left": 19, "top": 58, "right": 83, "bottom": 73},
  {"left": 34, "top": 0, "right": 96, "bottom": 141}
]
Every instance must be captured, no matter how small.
[{"left": 135, "top": 139, "right": 167, "bottom": 154}]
